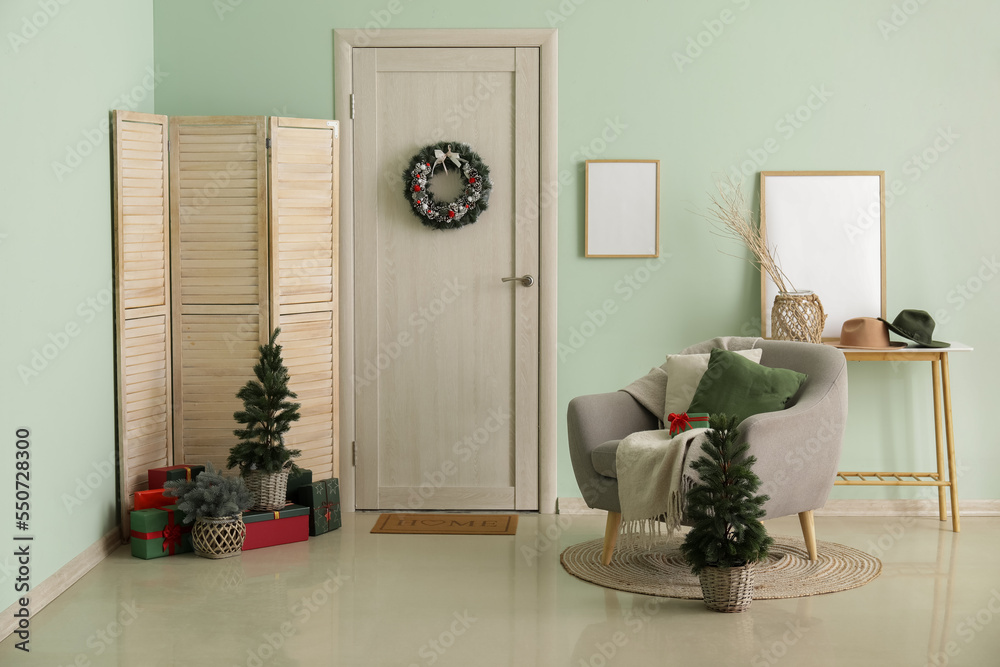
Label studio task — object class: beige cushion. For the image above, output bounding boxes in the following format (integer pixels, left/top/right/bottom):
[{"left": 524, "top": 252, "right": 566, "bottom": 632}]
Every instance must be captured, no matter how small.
[{"left": 663, "top": 348, "right": 763, "bottom": 415}]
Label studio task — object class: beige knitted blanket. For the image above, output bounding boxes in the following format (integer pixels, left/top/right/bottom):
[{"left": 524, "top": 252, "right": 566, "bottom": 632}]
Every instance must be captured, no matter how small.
[{"left": 615, "top": 427, "right": 709, "bottom": 548}]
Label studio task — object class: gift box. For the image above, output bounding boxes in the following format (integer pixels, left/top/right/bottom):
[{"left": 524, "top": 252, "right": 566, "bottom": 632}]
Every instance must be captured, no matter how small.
[
  {"left": 242, "top": 504, "right": 310, "bottom": 550},
  {"left": 134, "top": 488, "right": 173, "bottom": 511},
  {"left": 148, "top": 464, "right": 205, "bottom": 490},
  {"left": 130, "top": 505, "right": 193, "bottom": 560},
  {"left": 286, "top": 468, "right": 313, "bottom": 499},
  {"left": 293, "top": 478, "right": 341, "bottom": 536},
  {"left": 666, "top": 412, "right": 710, "bottom": 436}
]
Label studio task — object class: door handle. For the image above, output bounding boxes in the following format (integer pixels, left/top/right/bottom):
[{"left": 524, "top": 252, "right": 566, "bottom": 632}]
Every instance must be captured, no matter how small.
[{"left": 501, "top": 275, "right": 534, "bottom": 287}]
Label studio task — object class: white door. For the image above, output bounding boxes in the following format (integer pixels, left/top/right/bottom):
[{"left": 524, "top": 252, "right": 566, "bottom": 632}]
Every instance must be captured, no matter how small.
[{"left": 353, "top": 47, "right": 540, "bottom": 510}]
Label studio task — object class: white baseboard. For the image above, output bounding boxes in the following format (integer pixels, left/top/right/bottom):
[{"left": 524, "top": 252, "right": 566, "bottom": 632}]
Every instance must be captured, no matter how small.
[
  {"left": 0, "top": 527, "right": 121, "bottom": 642},
  {"left": 557, "top": 497, "right": 1000, "bottom": 517},
  {"left": 557, "top": 497, "right": 604, "bottom": 515},
  {"left": 816, "top": 499, "right": 1000, "bottom": 517}
]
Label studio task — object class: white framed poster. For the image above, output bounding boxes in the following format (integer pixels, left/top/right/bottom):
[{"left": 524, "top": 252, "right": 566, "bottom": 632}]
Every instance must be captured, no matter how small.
[
  {"left": 585, "top": 160, "right": 660, "bottom": 257},
  {"left": 760, "top": 171, "right": 885, "bottom": 339}
]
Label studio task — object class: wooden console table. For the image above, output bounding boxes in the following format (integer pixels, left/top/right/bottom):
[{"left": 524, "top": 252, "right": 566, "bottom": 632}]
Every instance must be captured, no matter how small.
[{"left": 835, "top": 344, "right": 972, "bottom": 532}]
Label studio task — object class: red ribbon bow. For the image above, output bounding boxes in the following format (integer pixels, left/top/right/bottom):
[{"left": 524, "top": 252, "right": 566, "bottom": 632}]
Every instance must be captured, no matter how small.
[
  {"left": 667, "top": 413, "right": 692, "bottom": 436},
  {"left": 161, "top": 523, "right": 183, "bottom": 552}
]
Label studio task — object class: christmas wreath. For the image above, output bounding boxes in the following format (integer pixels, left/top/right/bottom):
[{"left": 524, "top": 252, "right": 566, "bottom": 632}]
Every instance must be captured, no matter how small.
[{"left": 403, "top": 141, "right": 492, "bottom": 230}]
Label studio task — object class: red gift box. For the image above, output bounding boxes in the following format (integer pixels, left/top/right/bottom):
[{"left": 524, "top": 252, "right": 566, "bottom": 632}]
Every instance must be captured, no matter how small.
[
  {"left": 147, "top": 464, "right": 204, "bottom": 490},
  {"left": 134, "top": 488, "right": 172, "bottom": 511},
  {"left": 667, "top": 412, "right": 710, "bottom": 436},
  {"left": 242, "top": 504, "right": 309, "bottom": 551}
]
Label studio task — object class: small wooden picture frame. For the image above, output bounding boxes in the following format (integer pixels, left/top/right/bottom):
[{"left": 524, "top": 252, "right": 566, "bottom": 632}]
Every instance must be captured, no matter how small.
[
  {"left": 760, "top": 171, "right": 886, "bottom": 339},
  {"left": 585, "top": 159, "right": 660, "bottom": 257}
]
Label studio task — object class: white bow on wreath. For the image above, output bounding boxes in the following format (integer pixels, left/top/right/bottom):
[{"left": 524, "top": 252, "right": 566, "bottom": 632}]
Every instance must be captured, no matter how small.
[{"left": 432, "top": 144, "right": 466, "bottom": 174}]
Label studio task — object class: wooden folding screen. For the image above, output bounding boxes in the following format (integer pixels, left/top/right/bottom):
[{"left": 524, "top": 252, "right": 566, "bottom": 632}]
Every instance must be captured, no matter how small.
[
  {"left": 113, "top": 113, "right": 340, "bottom": 529},
  {"left": 169, "top": 117, "right": 270, "bottom": 473},
  {"left": 268, "top": 117, "right": 340, "bottom": 479},
  {"left": 112, "top": 110, "right": 172, "bottom": 536}
]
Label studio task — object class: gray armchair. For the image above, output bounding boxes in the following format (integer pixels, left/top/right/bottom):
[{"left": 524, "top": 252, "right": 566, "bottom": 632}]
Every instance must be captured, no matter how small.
[{"left": 567, "top": 338, "right": 848, "bottom": 564}]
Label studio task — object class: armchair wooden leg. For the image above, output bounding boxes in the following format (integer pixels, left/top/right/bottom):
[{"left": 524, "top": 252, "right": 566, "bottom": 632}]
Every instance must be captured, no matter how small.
[
  {"left": 798, "top": 510, "right": 818, "bottom": 561},
  {"left": 601, "top": 511, "right": 622, "bottom": 565}
]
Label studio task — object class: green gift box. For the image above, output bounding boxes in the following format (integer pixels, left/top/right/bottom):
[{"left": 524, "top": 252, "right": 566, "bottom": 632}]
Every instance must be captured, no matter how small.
[
  {"left": 666, "top": 412, "right": 710, "bottom": 436},
  {"left": 293, "top": 478, "right": 341, "bottom": 536},
  {"left": 286, "top": 468, "right": 313, "bottom": 499},
  {"left": 130, "top": 505, "right": 193, "bottom": 560}
]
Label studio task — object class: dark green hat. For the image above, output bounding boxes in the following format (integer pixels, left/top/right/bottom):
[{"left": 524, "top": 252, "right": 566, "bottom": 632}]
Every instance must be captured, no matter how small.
[{"left": 878, "top": 309, "right": 948, "bottom": 348}]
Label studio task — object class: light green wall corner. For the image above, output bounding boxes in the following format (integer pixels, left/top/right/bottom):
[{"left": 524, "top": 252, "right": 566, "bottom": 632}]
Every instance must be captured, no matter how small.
[
  {"left": 150, "top": 1, "right": 998, "bottom": 506},
  {"left": 0, "top": 0, "right": 155, "bottom": 614}
]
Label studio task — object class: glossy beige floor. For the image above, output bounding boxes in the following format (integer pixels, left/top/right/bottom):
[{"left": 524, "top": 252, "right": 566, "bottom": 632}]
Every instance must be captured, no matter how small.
[{"left": 2, "top": 513, "right": 999, "bottom": 666}]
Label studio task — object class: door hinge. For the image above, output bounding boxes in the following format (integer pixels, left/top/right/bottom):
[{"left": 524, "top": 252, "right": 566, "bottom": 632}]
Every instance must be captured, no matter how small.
[
  {"left": 350, "top": 93, "right": 355, "bottom": 120},
  {"left": 265, "top": 137, "right": 271, "bottom": 149},
  {"left": 352, "top": 440, "right": 357, "bottom": 466}
]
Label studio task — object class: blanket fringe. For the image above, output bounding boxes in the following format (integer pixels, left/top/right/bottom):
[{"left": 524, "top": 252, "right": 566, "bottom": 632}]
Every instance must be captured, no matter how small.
[{"left": 619, "top": 489, "right": 682, "bottom": 551}]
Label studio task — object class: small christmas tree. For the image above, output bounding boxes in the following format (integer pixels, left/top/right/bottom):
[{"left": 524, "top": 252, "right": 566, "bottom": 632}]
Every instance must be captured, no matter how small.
[
  {"left": 681, "top": 414, "right": 773, "bottom": 575},
  {"left": 227, "top": 328, "right": 302, "bottom": 476}
]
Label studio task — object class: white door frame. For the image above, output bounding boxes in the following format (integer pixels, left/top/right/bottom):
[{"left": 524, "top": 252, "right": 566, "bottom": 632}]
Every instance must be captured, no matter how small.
[{"left": 333, "top": 29, "right": 559, "bottom": 513}]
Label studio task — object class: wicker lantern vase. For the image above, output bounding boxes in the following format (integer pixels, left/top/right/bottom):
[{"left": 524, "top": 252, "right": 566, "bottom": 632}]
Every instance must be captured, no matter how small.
[
  {"left": 698, "top": 563, "right": 755, "bottom": 613},
  {"left": 771, "top": 291, "right": 827, "bottom": 344},
  {"left": 245, "top": 469, "right": 291, "bottom": 511},
  {"left": 192, "top": 515, "right": 246, "bottom": 559}
]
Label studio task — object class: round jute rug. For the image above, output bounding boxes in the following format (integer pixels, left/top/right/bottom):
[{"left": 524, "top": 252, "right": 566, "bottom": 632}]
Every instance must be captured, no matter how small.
[{"left": 560, "top": 535, "right": 881, "bottom": 600}]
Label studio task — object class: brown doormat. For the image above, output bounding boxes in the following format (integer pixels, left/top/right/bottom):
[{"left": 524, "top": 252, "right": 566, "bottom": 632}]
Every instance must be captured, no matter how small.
[{"left": 371, "top": 513, "right": 518, "bottom": 535}]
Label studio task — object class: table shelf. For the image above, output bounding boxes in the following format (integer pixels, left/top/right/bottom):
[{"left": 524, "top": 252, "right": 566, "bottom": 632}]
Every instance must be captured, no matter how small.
[{"left": 835, "top": 472, "right": 948, "bottom": 486}]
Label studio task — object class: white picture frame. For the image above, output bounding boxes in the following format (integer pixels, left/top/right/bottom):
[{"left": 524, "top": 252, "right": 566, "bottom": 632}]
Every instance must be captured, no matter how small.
[
  {"left": 585, "top": 160, "right": 660, "bottom": 257},
  {"left": 760, "top": 171, "right": 886, "bottom": 339}
]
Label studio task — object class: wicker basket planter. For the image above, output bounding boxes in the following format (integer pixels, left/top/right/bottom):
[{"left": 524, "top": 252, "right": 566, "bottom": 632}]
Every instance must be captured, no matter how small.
[
  {"left": 771, "top": 291, "right": 827, "bottom": 344},
  {"left": 699, "top": 563, "right": 755, "bottom": 613},
  {"left": 245, "top": 469, "right": 290, "bottom": 511},
  {"left": 192, "top": 515, "right": 246, "bottom": 559}
]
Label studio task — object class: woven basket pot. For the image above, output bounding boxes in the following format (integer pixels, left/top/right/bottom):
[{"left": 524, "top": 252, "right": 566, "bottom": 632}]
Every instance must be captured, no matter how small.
[
  {"left": 245, "top": 469, "right": 290, "bottom": 511},
  {"left": 192, "top": 515, "right": 246, "bottom": 559},
  {"left": 699, "top": 563, "right": 755, "bottom": 613},
  {"left": 771, "top": 291, "right": 827, "bottom": 344}
]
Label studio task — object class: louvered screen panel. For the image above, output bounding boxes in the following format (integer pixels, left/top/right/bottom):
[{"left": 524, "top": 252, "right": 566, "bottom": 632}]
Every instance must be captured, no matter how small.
[
  {"left": 118, "top": 119, "right": 168, "bottom": 310},
  {"left": 175, "top": 310, "right": 262, "bottom": 472},
  {"left": 269, "top": 117, "right": 340, "bottom": 478},
  {"left": 271, "top": 122, "right": 337, "bottom": 306},
  {"left": 278, "top": 311, "right": 335, "bottom": 479},
  {"left": 121, "top": 315, "right": 170, "bottom": 493},
  {"left": 112, "top": 110, "right": 172, "bottom": 539},
  {"left": 171, "top": 117, "right": 267, "bottom": 307},
  {"left": 170, "top": 117, "right": 269, "bottom": 470}
]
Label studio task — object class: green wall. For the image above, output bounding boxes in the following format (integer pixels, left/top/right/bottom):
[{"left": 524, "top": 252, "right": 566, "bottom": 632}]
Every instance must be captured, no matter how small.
[
  {"left": 4, "top": 0, "right": 990, "bottom": 631},
  {"left": 0, "top": 0, "right": 155, "bottom": 614},
  {"left": 153, "top": 0, "right": 999, "bottom": 504}
]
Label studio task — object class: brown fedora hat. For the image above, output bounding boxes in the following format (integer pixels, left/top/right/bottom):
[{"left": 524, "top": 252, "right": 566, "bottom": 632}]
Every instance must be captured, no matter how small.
[{"left": 826, "top": 317, "right": 908, "bottom": 350}]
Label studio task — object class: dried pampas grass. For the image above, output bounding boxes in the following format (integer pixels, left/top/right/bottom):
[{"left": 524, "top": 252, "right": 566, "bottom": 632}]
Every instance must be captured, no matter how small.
[{"left": 701, "top": 176, "right": 794, "bottom": 294}]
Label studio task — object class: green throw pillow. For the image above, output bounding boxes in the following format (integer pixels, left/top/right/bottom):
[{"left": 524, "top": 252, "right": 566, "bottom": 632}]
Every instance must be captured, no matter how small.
[{"left": 688, "top": 348, "right": 807, "bottom": 423}]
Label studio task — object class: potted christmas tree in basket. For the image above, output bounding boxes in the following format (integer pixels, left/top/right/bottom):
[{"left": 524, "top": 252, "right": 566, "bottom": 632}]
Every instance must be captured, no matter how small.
[
  {"left": 228, "top": 328, "right": 302, "bottom": 511},
  {"left": 681, "top": 414, "right": 774, "bottom": 613},
  {"left": 165, "top": 462, "right": 252, "bottom": 559}
]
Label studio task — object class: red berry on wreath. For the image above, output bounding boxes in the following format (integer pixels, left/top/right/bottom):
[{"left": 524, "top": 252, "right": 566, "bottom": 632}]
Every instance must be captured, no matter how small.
[
  {"left": 469, "top": 178, "right": 476, "bottom": 183},
  {"left": 448, "top": 210, "right": 456, "bottom": 218},
  {"left": 414, "top": 185, "right": 421, "bottom": 191}
]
